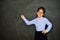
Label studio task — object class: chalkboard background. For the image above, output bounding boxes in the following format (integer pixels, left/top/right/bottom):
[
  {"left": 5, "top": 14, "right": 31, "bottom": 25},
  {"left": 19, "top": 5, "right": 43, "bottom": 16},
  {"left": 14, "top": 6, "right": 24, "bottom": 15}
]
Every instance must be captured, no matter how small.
[{"left": 0, "top": 0, "right": 60, "bottom": 40}]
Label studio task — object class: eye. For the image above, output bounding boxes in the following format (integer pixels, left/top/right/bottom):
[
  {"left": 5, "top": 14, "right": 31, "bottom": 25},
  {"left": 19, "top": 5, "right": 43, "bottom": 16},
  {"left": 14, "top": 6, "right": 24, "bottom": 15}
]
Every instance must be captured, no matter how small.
[{"left": 39, "top": 12, "right": 43, "bottom": 14}]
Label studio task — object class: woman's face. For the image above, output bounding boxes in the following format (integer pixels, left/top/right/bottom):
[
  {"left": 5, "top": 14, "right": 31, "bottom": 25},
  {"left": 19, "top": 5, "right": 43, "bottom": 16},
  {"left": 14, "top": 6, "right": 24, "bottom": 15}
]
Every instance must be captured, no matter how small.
[{"left": 37, "top": 9, "right": 44, "bottom": 18}]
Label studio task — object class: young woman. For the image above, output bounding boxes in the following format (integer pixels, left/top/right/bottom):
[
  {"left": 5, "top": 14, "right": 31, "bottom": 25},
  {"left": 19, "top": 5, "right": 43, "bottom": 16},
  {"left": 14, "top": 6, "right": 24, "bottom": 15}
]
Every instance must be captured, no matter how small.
[{"left": 21, "top": 7, "right": 52, "bottom": 40}]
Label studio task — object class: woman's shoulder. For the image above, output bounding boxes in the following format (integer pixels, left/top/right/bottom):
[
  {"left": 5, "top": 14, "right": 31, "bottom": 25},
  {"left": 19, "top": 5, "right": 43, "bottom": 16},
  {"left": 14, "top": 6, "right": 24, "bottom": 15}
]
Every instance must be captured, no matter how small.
[
  {"left": 43, "top": 17, "right": 48, "bottom": 20},
  {"left": 31, "top": 18, "right": 37, "bottom": 21}
]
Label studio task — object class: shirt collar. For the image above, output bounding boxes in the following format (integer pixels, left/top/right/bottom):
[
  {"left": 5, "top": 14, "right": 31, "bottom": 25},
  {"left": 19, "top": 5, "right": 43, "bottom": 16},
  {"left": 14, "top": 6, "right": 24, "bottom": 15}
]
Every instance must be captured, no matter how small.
[{"left": 37, "top": 17, "right": 43, "bottom": 20}]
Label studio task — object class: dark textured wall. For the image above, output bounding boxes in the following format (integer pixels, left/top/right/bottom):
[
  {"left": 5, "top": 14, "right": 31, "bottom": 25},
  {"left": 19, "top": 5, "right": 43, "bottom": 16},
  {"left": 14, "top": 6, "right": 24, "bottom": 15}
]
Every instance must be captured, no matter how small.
[{"left": 0, "top": 0, "right": 60, "bottom": 40}]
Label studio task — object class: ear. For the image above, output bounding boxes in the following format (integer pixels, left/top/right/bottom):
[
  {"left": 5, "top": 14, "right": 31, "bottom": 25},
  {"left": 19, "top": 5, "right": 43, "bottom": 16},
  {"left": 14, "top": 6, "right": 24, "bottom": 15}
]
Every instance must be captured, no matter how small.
[
  {"left": 43, "top": 14, "right": 45, "bottom": 17},
  {"left": 43, "top": 13, "right": 44, "bottom": 15}
]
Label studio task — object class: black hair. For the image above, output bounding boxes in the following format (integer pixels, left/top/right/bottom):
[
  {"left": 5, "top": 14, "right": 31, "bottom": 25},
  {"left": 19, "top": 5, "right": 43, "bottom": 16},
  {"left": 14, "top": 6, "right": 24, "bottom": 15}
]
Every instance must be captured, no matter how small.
[{"left": 37, "top": 7, "right": 45, "bottom": 17}]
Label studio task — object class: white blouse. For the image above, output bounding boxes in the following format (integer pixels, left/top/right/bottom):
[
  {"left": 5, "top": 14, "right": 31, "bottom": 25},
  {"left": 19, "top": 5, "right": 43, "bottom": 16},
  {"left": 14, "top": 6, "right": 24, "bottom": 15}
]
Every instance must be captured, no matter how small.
[{"left": 22, "top": 17, "right": 52, "bottom": 33}]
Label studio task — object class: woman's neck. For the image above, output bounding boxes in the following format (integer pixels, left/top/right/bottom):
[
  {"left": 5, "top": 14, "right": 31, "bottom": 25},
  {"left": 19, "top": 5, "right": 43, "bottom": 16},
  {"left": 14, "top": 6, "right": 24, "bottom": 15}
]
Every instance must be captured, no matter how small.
[{"left": 37, "top": 16, "right": 43, "bottom": 19}]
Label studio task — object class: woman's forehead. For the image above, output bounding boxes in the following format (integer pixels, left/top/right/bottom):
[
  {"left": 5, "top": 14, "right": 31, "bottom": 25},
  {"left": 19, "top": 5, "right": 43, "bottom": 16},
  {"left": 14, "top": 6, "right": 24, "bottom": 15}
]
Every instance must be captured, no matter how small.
[{"left": 38, "top": 9, "right": 43, "bottom": 12}]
